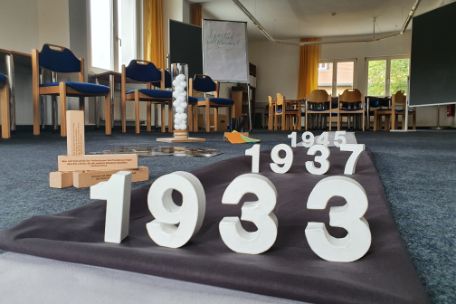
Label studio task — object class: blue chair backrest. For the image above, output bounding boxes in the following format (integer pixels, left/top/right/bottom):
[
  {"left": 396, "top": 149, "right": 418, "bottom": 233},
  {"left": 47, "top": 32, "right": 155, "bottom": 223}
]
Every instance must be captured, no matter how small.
[
  {"left": 193, "top": 75, "right": 216, "bottom": 93},
  {"left": 125, "top": 60, "right": 161, "bottom": 83},
  {"left": 39, "top": 44, "right": 81, "bottom": 73}
]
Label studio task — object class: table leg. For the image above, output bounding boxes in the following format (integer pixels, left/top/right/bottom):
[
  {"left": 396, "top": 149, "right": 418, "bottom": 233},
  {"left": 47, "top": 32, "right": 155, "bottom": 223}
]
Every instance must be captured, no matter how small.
[
  {"left": 109, "top": 74, "right": 115, "bottom": 128},
  {"left": 5, "top": 54, "right": 15, "bottom": 131}
]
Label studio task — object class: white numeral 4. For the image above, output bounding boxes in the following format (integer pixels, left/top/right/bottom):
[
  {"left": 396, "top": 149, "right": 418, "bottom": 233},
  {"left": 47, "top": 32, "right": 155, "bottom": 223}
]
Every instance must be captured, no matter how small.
[
  {"left": 220, "top": 174, "right": 278, "bottom": 254},
  {"left": 305, "top": 176, "right": 371, "bottom": 262},
  {"left": 340, "top": 144, "right": 365, "bottom": 175},
  {"left": 146, "top": 171, "right": 206, "bottom": 248},
  {"left": 316, "top": 132, "right": 329, "bottom": 146},
  {"left": 90, "top": 171, "right": 132, "bottom": 244}
]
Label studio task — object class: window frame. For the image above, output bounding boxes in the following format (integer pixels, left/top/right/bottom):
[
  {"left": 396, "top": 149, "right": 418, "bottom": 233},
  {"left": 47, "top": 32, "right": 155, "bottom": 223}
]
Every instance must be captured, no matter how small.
[
  {"left": 318, "top": 58, "right": 357, "bottom": 97},
  {"left": 365, "top": 55, "right": 410, "bottom": 97},
  {"left": 87, "top": 0, "right": 143, "bottom": 73}
]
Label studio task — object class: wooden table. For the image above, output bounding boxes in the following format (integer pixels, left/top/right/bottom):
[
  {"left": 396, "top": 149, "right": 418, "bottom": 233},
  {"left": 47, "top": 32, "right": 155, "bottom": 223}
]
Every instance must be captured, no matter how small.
[
  {"left": 268, "top": 98, "right": 304, "bottom": 131},
  {"left": 0, "top": 48, "right": 31, "bottom": 132}
]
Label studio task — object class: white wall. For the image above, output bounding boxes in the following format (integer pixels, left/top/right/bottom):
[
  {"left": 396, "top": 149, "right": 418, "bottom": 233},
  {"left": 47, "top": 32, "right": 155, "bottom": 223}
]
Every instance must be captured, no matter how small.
[{"left": 249, "top": 32, "right": 455, "bottom": 127}]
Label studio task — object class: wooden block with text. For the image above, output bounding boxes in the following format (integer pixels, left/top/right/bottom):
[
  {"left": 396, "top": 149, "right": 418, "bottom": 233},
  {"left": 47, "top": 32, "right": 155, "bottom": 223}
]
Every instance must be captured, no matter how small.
[
  {"left": 73, "top": 166, "right": 149, "bottom": 188},
  {"left": 58, "top": 154, "right": 138, "bottom": 172},
  {"left": 66, "top": 110, "right": 85, "bottom": 156},
  {"left": 49, "top": 171, "right": 73, "bottom": 188}
]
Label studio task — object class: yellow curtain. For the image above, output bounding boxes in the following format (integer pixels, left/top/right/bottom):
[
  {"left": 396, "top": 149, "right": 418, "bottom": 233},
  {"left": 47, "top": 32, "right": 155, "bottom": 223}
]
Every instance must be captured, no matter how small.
[
  {"left": 190, "top": 3, "right": 202, "bottom": 26},
  {"left": 143, "top": 0, "right": 164, "bottom": 68},
  {"left": 297, "top": 38, "right": 320, "bottom": 99}
]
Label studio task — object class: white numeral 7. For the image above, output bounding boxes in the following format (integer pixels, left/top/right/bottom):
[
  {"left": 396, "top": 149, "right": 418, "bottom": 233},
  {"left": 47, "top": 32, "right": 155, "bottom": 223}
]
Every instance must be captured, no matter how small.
[{"left": 340, "top": 144, "right": 365, "bottom": 175}]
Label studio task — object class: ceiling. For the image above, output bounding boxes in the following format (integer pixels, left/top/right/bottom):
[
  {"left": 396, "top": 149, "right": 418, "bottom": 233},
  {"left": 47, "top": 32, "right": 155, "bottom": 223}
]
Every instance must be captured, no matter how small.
[{"left": 191, "top": 0, "right": 455, "bottom": 40}]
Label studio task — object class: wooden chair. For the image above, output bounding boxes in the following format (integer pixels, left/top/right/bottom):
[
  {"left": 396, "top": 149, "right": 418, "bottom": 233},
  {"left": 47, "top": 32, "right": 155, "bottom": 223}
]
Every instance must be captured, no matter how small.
[
  {"left": 121, "top": 60, "right": 172, "bottom": 134},
  {"left": 273, "top": 93, "right": 300, "bottom": 131},
  {"left": 32, "top": 44, "right": 111, "bottom": 137},
  {"left": 189, "top": 74, "right": 234, "bottom": 132},
  {"left": 267, "top": 95, "right": 275, "bottom": 131},
  {"left": 0, "top": 73, "right": 10, "bottom": 139},
  {"left": 365, "top": 96, "right": 390, "bottom": 130},
  {"left": 338, "top": 89, "right": 365, "bottom": 131},
  {"left": 374, "top": 91, "right": 416, "bottom": 131},
  {"left": 305, "top": 89, "right": 331, "bottom": 131}
]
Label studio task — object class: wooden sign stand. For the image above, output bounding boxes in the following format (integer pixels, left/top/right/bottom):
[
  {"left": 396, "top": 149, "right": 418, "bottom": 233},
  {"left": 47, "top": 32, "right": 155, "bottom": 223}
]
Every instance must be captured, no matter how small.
[{"left": 50, "top": 111, "right": 149, "bottom": 188}]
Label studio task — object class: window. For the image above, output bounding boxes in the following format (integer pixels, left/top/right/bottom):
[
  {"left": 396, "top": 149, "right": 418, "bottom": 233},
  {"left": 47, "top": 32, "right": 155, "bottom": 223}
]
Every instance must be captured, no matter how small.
[
  {"left": 89, "top": 0, "right": 141, "bottom": 71},
  {"left": 367, "top": 57, "right": 410, "bottom": 97},
  {"left": 317, "top": 62, "right": 333, "bottom": 95},
  {"left": 367, "top": 60, "right": 387, "bottom": 96},
  {"left": 318, "top": 60, "right": 355, "bottom": 96}
]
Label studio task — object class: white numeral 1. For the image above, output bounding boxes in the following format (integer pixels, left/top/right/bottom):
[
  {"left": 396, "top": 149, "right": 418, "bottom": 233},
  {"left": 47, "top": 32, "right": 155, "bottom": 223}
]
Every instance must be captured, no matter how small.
[
  {"left": 270, "top": 144, "right": 293, "bottom": 174},
  {"left": 219, "top": 174, "right": 278, "bottom": 254},
  {"left": 146, "top": 171, "right": 206, "bottom": 248},
  {"left": 305, "top": 176, "right": 371, "bottom": 262},
  {"left": 288, "top": 132, "right": 297, "bottom": 148},
  {"left": 340, "top": 144, "right": 365, "bottom": 175},
  {"left": 90, "top": 171, "right": 132, "bottom": 244},
  {"left": 305, "top": 145, "right": 330, "bottom": 175},
  {"left": 245, "top": 144, "right": 260, "bottom": 173}
]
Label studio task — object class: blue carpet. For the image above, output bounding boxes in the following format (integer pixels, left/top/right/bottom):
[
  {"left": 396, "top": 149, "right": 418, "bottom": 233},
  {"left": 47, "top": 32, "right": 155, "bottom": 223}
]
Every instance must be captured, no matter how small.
[{"left": 0, "top": 129, "right": 454, "bottom": 303}]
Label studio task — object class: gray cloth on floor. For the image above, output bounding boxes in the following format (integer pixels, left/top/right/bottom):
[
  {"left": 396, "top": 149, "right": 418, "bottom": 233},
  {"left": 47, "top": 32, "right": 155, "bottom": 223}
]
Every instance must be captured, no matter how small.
[
  {"left": 0, "top": 252, "right": 305, "bottom": 304},
  {"left": 0, "top": 148, "right": 429, "bottom": 304}
]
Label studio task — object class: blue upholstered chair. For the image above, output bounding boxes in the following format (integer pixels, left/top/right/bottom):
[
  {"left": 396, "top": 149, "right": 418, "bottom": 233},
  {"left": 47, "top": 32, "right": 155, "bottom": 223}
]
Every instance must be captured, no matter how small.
[
  {"left": 32, "top": 44, "right": 111, "bottom": 137},
  {"left": 189, "top": 74, "right": 234, "bottom": 132},
  {"left": 121, "top": 60, "right": 172, "bottom": 134},
  {"left": 0, "top": 73, "right": 11, "bottom": 139}
]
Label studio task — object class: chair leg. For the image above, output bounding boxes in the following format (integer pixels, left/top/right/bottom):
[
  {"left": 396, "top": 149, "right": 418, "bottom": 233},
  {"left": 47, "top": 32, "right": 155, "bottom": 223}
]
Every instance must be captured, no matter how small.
[
  {"left": 412, "top": 112, "right": 416, "bottom": 130},
  {"left": 58, "top": 83, "right": 67, "bottom": 137},
  {"left": 391, "top": 111, "right": 396, "bottom": 130},
  {"left": 204, "top": 104, "right": 210, "bottom": 132},
  {"left": 188, "top": 104, "right": 193, "bottom": 132},
  {"left": 168, "top": 101, "right": 173, "bottom": 133},
  {"left": 79, "top": 97, "right": 85, "bottom": 112},
  {"left": 228, "top": 106, "right": 233, "bottom": 131},
  {"left": 104, "top": 94, "right": 112, "bottom": 135},
  {"left": 1, "top": 86, "right": 11, "bottom": 139},
  {"left": 161, "top": 104, "right": 166, "bottom": 133},
  {"left": 33, "top": 87, "right": 40, "bottom": 136},
  {"left": 362, "top": 112, "right": 365, "bottom": 131},
  {"left": 121, "top": 99, "right": 127, "bottom": 133},
  {"left": 281, "top": 112, "right": 286, "bottom": 131},
  {"left": 274, "top": 114, "right": 278, "bottom": 131},
  {"left": 268, "top": 105, "right": 273, "bottom": 131},
  {"left": 146, "top": 102, "right": 152, "bottom": 132},
  {"left": 373, "top": 112, "right": 378, "bottom": 131},
  {"left": 337, "top": 113, "right": 341, "bottom": 131},
  {"left": 134, "top": 94, "right": 140, "bottom": 134},
  {"left": 305, "top": 111, "right": 308, "bottom": 131},
  {"left": 213, "top": 107, "right": 219, "bottom": 132}
]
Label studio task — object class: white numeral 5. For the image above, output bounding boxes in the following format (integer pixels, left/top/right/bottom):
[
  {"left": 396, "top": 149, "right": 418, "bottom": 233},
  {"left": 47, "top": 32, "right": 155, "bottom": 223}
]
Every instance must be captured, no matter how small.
[
  {"left": 305, "top": 176, "right": 371, "bottom": 262},
  {"left": 146, "top": 171, "right": 206, "bottom": 248},
  {"left": 334, "top": 131, "right": 347, "bottom": 147},
  {"left": 90, "top": 171, "right": 132, "bottom": 244},
  {"left": 219, "top": 174, "right": 278, "bottom": 254},
  {"left": 306, "top": 145, "right": 330, "bottom": 175}
]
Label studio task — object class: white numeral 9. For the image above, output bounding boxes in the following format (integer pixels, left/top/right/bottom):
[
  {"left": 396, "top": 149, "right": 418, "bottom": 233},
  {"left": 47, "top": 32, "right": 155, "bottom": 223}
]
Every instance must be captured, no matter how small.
[
  {"left": 340, "top": 144, "right": 365, "bottom": 175},
  {"left": 300, "top": 131, "right": 315, "bottom": 148},
  {"left": 219, "top": 174, "right": 278, "bottom": 254},
  {"left": 146, "top": 171, "right": 206, "bottom": 248},
  {"left": 305, "top": 145, "right": 330, "bottom": 175},
  {"left": 90, "top": 171, "right": 132, "bottom": 244},
  {"left": 305, "top": 176, "right": 371, "bottom": 262},
  {"left": 270, "top": 144, "right": 293, "bottom": 174}
]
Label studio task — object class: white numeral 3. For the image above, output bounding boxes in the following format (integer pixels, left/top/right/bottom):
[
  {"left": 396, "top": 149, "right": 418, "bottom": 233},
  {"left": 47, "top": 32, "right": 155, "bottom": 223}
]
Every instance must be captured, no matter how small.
[
  {"left": 219, "top": 174, "right": 278, "bottom": 254},
  {"left": 305, "top": 176, "right": 371, "bottom": 262}
]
